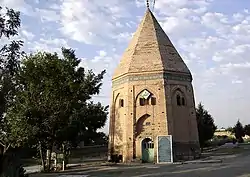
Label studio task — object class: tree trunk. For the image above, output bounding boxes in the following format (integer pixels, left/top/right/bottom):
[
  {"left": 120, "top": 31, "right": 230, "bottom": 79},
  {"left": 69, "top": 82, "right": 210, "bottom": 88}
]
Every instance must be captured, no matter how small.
[
  {"left": 46, "top": 148, "right": 52, "bottom": 171},
  {"left": 62, "top": 143, "right": 65, "bottom": 169},
  {"left": 39, "top": 141, "right": 45, "bottom": 172},
  {"left": 62, "top": 143, "right": 69, "bottom": 170}
]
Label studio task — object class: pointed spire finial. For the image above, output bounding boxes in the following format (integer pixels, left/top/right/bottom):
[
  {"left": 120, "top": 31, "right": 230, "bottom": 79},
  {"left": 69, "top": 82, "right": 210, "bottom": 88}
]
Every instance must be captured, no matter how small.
[{"left": 146, "top": 0, "right": 149, "bottom": 8}]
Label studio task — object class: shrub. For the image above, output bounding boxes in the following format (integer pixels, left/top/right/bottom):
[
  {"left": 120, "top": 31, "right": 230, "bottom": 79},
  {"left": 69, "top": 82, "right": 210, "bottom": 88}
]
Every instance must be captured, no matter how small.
[{"left": 0, "top": 153, "right": 28, "bottom": 177}]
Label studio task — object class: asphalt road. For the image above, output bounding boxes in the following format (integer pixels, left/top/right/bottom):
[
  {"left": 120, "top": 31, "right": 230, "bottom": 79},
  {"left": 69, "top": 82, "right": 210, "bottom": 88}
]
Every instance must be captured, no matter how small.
[{"left": 30, "top": 151, "right": 250, "bottom": 177}]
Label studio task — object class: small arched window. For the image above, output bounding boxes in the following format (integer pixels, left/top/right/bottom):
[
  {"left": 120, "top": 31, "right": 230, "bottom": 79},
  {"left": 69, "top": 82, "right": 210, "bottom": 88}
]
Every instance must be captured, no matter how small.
[
  {"left": 139, "top": 89, "right": 151, "bottom": 106},
  {"left": 177, "top": 95, "right": 181, "bottom": 106},
  {"left": 181, "top": 97, "right": 185, "bottom": 106}
]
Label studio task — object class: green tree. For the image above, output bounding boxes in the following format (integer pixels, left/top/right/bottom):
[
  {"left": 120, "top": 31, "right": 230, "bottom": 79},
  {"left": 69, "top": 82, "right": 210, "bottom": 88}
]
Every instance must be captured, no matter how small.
[
  {"left": 196, "top": 103, "right": 217, "bottom": 150},
  {"left": 233, "top": 120, "right": 245, "bottom": 143},
  {"left": 226, "top": 127, "right": 233, "bottom": 133},
  {"left": 5, "top": 48, "right": 107, "bottom": 171},
  {"left": 244, "top": 124, "right": 250, "bottom": 136},
  {"left": 71, "top": 102, "right": 108, "bottom": 146},
  {"left": 0, "top": 6, "right": 23, "bottom": 122},
  {"left": 93, "top": 132, "right": 108, "bottom": 145},
  {"left": 0, "top": 6, "right": 24, "bottom": 152},
  {"left": 0, "top": 6, "right": 28, "bottom": 177}
]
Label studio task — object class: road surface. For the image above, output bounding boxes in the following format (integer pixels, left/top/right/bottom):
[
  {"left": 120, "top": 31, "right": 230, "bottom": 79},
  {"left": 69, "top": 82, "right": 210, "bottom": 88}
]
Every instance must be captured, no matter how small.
[{"left": 30, "top": 150, "right": 250, "bottom": 177}]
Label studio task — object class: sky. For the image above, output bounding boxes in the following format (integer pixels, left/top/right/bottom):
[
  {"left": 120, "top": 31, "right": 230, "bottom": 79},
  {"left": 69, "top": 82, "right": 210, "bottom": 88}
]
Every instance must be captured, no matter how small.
[{"left": 1, "top": 0, "right": 250, "bottom": 134}]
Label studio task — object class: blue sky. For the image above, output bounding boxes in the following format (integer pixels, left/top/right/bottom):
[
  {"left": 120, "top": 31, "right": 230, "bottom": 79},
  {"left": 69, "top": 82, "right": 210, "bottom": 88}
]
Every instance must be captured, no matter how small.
[{"left": 1, "top": 0, "right": 250, "bottom": 133}]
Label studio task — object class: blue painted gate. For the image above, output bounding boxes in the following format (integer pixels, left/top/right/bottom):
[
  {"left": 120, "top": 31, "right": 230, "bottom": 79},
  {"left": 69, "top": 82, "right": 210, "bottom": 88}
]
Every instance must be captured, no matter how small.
[{"left": 157, "top": 135, "right": 173, "bottom": 163}]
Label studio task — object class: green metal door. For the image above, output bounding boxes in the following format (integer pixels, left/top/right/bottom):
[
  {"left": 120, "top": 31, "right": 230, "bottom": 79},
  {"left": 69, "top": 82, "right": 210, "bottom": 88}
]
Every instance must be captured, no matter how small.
[{"left": 142, "top": 138, "right": 154, "bottom": 163}]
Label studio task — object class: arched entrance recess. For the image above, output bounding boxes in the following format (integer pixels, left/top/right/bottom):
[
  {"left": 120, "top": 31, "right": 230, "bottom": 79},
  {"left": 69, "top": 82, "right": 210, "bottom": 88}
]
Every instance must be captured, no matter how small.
[{"left": 141, "top": 138, "right": 154, "bottom": 163}]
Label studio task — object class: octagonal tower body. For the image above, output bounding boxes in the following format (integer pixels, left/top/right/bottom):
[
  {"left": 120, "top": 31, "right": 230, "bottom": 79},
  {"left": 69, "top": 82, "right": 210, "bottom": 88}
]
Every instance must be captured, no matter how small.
[{"left": 108, "top": 8, "right": 200, "bottom": 163}]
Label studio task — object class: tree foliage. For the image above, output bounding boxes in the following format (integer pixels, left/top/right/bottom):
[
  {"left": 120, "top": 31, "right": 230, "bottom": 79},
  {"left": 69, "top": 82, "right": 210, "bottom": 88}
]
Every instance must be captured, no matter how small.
[
  {"left": 196, "top": 103, "right": 217, "bottom": 149},
  {"left": 92, "top": 132, "right": 108, "bottom": 145},
  {"left": 244, "top": 124, "right": 250, "bottom": 136},
  {"left": 226, "top": 127, "right": 233, "bottom": 133},
  {"left": 0, "top": 6, "right": 23, "bottom": 122},
  {"left": 73, "top": 102, "right": 108, "bottom": 145},
  {"left": 233, "top": 120, "right": 245, "bottom": 143},
  {"left": 0, "top": 6, "right": 29, "bottom": 176},
  {"left": 1, "top": 4, "right": 24, "bottom": 152},
  {"left": 5, "top": 48, "right": 107, "bottom": 171}
]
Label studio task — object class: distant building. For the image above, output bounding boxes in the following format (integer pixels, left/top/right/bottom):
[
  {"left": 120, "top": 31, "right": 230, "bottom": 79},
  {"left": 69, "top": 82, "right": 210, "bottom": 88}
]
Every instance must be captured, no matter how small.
[
  {"left": 214, "top": 129, "right": 234, "bottom": 138},
  {"left": 214, "top": 129, "right": 250, "bottom": 140},
  {"left": 108, "top": 6, "right": 200, "bottom": 163}
]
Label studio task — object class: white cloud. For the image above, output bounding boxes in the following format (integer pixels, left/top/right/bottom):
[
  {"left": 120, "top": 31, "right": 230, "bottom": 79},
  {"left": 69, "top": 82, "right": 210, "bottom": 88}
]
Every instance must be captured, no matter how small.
[
  {"left": 26, "top": 38, "right": 69, "bottom": 53},
  {"left": 21, "top": 30, "right": 34, "bottom": 40},
  {"left": 58, "top": 0, "right": 134, "bottom": 45},
  {"left": 232, "top": 79, "right": 243, "bottom": 84},
  {"left": 99, "top": 50, "right": 107, "bottom": 57},
  {"left": 112, "top": 32, "right": 133, "bottom": 43},
  {"left": 35, "top": 8, "right": 60, "bottom": 22}
]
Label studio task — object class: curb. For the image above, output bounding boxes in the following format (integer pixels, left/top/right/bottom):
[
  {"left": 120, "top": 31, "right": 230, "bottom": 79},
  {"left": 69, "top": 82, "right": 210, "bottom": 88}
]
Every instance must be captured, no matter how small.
[
  {"left": 68, "top": 161, "right": 108, "bottom": 168},
  {"left": 182, "top": 159, "right": 222, "bottom": 164},
  {"left": 24, "top": 161, "right": 107, "bottom": 174},
  {"left": 173, "top": 162, "right": 184, "bottom": 165},
  {"left": 203, "top": 147, "right": 220, "bottom": 152}
]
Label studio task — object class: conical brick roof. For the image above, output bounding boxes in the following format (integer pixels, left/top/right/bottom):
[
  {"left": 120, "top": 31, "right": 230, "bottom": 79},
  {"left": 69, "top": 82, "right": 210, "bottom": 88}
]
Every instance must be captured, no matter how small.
[{"left": 113, "top": 8, "right": 191, "bottom": 80}]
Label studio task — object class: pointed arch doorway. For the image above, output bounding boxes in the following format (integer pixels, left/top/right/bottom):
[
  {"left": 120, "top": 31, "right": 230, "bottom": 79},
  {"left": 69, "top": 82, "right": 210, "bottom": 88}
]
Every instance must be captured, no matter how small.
[{"left": 141, "top": 138, "right": 154, "bottom": 163}]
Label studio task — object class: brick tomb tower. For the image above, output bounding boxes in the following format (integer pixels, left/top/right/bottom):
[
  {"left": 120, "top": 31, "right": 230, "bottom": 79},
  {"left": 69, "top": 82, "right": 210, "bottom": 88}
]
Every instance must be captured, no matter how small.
[{"left": 108, "top": 7, "right": 200, "bottom": 163}]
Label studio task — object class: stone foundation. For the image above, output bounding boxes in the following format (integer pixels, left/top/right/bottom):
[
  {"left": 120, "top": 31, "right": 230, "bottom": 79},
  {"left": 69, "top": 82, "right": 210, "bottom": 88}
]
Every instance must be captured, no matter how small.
[{"left": 173, "top": 142, "right": 201, "bottom": 161}]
